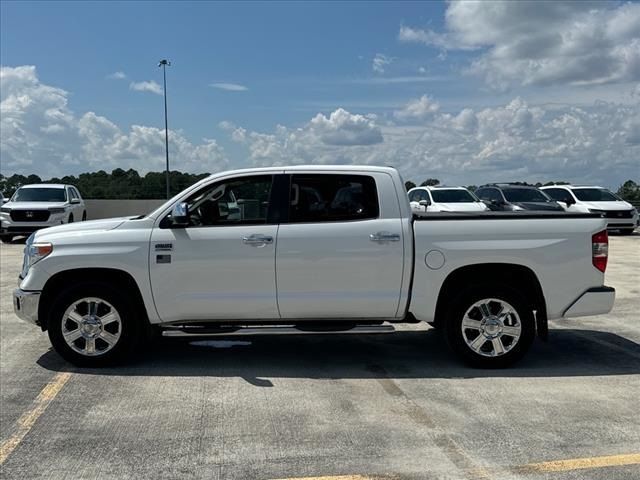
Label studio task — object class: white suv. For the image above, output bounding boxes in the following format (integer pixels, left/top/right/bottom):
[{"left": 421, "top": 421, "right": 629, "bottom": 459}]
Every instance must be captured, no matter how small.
[
  {"left": 541, "top": 185, "right": 638, "bottom": 234},
  {"left": 0, "top": 184, "right": 86, "bottom": 243},
  {"left": 408, "top": 186, "right": 489, "bottom": 213}
]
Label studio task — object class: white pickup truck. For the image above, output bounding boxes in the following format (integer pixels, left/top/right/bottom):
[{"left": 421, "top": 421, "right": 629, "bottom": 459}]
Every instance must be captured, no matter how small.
[{"left": 13, "top": 166, "right": 615, "bottom": 368}]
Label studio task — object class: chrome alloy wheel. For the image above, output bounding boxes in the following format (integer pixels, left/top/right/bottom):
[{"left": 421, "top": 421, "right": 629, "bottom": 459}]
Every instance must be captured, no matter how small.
[
  {"left": 61, "top": 297, "right": 122, "bottom": 356},
  {"left": 461, "top": 298, "right": 522, "bottom": 357}
]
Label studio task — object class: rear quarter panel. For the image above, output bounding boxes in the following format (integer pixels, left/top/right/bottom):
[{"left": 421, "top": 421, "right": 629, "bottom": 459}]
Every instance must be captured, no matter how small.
[{"left": 410, "top": 216, "right": 608, "bottom": 322}]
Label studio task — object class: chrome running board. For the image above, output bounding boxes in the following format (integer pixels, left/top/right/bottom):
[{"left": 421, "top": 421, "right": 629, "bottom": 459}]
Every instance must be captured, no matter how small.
[{"left": 161, "top": 324, "right": 396, "bottom": 337}]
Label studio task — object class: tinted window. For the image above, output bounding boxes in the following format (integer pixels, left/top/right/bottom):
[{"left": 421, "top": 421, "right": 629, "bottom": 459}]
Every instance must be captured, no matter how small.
[
  {"left": 476, "top": 188, "right": 501, "bottom": 202},
  {"left": 572, "top": 188, "right": 619, "bottom": 201},
  {"left": 502, "top": 188, "right": 551, "bottom": 203},
  {"left": 13, "top": 188, "right": 67, "bottom": 202},
  {"left": 409, "top": 189, "right": 429, "bottom": 202},
  {"left": 431, "top": 189, "right": 476, "bottom": 203},
  {"left": 72, "top": 187, "right": 81, "bottom": 199},
  {"left": 180, "top": 175, "right": 273, "bottom": 226},
  {"left": 544, "top": 188, "right": 573, "bottom": 203},
  {"left": 68, "top": 188, "right": 78, "bottom": 199},
  {"left": 290, "top": 174, "right": 379, "bottom": 223}
]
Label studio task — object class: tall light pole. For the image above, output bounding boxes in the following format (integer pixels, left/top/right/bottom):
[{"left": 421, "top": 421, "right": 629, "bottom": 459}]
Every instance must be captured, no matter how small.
[{"left": 158, "top": 59, "right": 171, "bottom": 199}]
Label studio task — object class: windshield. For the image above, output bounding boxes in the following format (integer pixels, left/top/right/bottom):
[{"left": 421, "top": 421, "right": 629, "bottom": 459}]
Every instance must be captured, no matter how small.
[
  {"left": 431, "top": 189, "right": 477, "bottom": 203},
  {"left": 572, "top": 188, "right": 619, "bottom": 202},
  {"left": 502, "top": 188, "right": 551, "bottom": 203},
  {"left": 12, "top": 187, "right": 67, "bottom": 202}
]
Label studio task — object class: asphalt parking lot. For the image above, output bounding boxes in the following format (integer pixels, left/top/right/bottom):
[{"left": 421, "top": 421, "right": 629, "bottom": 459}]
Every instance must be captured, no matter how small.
[{"left": 1, "top": 234, "right": 639, "bottom": 480}]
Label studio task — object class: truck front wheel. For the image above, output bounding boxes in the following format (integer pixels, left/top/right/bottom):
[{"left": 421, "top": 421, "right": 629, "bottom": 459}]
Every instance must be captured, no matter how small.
[
  {"left": 47, "top": 282, "right": 141, "bottom": 367},
  {"left": 444, "top": 285, "right": 535, "bottom": 368}
]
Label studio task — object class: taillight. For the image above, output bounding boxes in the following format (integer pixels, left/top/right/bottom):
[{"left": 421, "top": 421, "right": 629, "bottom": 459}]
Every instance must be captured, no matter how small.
[{"left": 592, "top": 230, "right": 608, "bottom": 273}]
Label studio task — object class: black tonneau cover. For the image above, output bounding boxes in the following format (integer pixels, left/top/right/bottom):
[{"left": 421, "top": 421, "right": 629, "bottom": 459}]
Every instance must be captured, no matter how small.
[{"left": 413, "top": 212, "right": 602, "bottom": 221}]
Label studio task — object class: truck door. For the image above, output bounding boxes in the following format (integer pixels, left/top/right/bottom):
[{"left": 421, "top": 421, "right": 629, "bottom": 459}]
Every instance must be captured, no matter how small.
[
  {"left": 149, "top": 174, "right": 280, "bottom": 323},
  {"left": 276, "top": 172, "right": 405, "bottom": 319}
]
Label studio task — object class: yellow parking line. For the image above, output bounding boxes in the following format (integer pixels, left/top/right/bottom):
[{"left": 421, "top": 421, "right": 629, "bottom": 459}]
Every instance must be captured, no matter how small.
[
  {"left": 271, "top": 476, "right": 379, "bottom": 480},
  {"left": 513, "top": 452, "right": 640, "bottom": 473},
  {"left": 0, "top": 371, "right": 72, "bottom": 465}
]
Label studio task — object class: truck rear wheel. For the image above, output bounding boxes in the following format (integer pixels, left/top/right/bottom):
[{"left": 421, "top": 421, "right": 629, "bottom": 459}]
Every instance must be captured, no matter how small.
[
  {"left": 444, "top": 285, "right": 535, "bottom": 368},
  {"left": 47, "top": 282, "right": 142, "bottom": 367}
]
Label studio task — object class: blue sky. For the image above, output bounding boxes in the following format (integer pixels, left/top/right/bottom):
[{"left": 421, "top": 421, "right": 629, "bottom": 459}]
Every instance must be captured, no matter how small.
[
  {"left": 1, "top": 1, "right": 639, "bottom": 187},
  {"left": 2, "top": 2, "right": 455, "bottom": 133}
]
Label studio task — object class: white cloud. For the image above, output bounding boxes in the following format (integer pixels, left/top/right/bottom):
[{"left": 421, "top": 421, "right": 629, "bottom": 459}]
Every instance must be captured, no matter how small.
[
  {"left": 210, "top": 83, "right": 248, "bottom": 91},
  {"left": 394, "top": 95, "right": 440, "bottom": 121},
  {"left": 372, "top": 53, "right": 393, "bottom": 74},
  {"left": 1, "top": 66, "right": 228, "bottom": 176},
  {"left": 400, "top": 1, "right": 640, "bottom": 89},
  {"left": 2, "top": 65, "right": 638, "bottom": 189},
  {"left": 129, "top": 80, "right": 163, "bottom": 95},
  {"left": 107, "top": 71, "right": 127, "bottom": 80},
  {"left": 309, "top": 108, "right": 384, "bottom": 146},
  {"left": 224, "top": 97, "right": 639, "bottom": 188}
]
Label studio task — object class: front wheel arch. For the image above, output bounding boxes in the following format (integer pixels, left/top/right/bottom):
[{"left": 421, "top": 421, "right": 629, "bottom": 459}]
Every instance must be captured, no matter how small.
[{"left": 39, "top": 268, "right": 149, "bottom": 332}]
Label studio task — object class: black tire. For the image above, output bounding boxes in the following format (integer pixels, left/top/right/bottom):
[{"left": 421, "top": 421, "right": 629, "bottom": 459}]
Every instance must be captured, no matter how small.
[
  {"left": 68, "top": 214, "right": 74, "bottom": 223},
  {"left": 620, "top": 229, "right": 635, "bottom": 236},
  {"left": 47, "top": 282, "right": 142, "bottom": 367},
  {"left": 444, "top": 285, "right": 535, "bottom": 368},
  {"left": 0, "top": 235, "right": 13, "bottom": 244},
  {"left": 82, "top": 211, "right": 87, "bottom": 221}
]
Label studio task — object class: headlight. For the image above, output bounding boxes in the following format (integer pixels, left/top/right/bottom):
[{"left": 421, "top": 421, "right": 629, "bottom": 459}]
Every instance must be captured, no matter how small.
[
  {"left": 631, "top": 208, "right": 638, "bottom": 216},
  {"left": 48, "top": 207, "right": 66, "bottom": 214},
  {"left": 0, "top": 207, "right": 10, "bottom": 213},
  {"left": 21, "top": 239, "right": 53, "bottom": 278}
]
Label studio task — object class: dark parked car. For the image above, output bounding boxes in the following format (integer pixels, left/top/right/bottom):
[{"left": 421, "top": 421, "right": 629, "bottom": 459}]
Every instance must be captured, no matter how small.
[{"left": 475, "top": 184, "right": 565, "bottom": 212}]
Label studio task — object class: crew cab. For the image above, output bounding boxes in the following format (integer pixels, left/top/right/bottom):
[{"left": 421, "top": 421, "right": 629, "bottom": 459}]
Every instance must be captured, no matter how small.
[
  {"left": 13, "top": 166, "right": 615, "bottom": 368},
  {"left": 1, "top": 184, "right": 86, "bottom": 243}
]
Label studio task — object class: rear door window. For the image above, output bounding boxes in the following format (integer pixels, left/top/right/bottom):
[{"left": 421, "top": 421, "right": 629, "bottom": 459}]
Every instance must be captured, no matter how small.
[{"left": 289, "top": 174, "right": 379, "bottom": 223}]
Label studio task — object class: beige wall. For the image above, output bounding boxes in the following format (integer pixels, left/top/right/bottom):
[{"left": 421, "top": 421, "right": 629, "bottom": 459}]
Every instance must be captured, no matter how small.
[{"left": 85, "top": 199, "right": 165, "bottom": 220}]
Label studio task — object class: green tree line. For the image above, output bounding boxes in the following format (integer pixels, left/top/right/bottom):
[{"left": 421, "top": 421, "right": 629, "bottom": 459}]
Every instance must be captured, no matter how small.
[{"left": 0, "top": 169, "right": 210, "bottom": 199}]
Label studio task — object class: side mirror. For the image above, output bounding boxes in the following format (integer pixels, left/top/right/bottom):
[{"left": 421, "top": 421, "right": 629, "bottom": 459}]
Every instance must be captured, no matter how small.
[
  {"left": 564, "top": 197, "right": 575, "bottom": 206},
  {"left": 419, "top": 199, "right": 431, "bottom": 207},
  {"left": 70, "top": 198, "right": 81, "bottom": 204},
  {"left": 171, "top": 202, "right": 189, "bottom": 227}
]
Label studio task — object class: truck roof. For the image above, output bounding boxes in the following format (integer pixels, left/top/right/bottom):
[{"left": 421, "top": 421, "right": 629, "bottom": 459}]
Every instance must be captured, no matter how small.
[{"left": 205, "top": 165, "right": 399, "bottom": 178}]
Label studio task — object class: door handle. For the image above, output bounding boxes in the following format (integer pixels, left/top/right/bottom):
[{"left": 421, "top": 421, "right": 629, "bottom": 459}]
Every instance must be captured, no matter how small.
[
  {"left": 369, "top": 232, "right": 401, "bottom": 242},
  {"left": 242, "top": 234, "right": 274, "bottom": 246}
]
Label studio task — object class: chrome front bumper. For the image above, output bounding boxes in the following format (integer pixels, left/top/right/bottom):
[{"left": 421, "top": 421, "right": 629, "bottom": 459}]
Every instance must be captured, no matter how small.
[{"left": 13, "top": 289, "right": 41, "bottom": 325}]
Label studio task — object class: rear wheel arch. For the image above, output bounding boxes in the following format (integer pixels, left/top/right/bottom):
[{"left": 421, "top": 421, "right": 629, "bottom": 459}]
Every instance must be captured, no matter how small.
[
  {"left": 39, "top": 268, "right": 149, "bottom": 331},
  {"left": 434, "top": 263, "right": 546, "bottom": 331}
]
